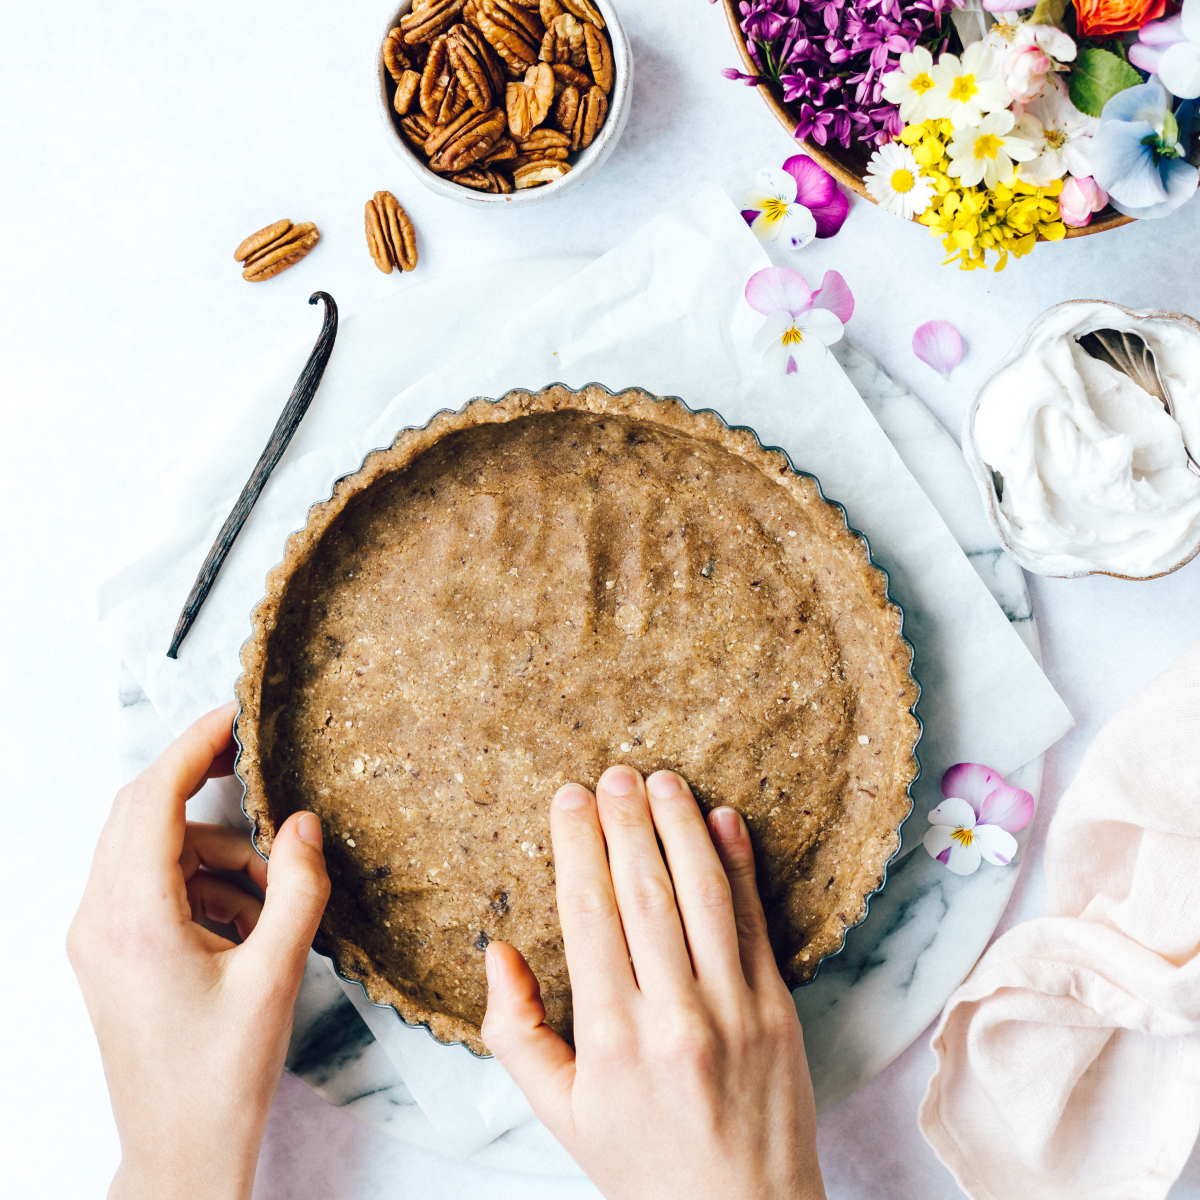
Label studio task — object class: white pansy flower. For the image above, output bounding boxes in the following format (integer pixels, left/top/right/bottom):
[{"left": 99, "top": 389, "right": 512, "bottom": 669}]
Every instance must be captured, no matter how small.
[{"left": 741, "top": 167, "right": 818, "bottom": 250}]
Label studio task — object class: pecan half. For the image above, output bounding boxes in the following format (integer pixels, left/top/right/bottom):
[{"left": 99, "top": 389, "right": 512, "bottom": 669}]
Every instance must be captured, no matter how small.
[
  {"left": 428, "top": 106, "right": 507, "bottom": 172},
  {"left": 515, "top": 127, "right": 571, "bottom": 154},
  {"left": 421, "top": 35, "right": 471, "bottom": 124},
  {"left": 570, "top": 83, "right": 607, "bottom": 150},
  {"left": 550, "top": 83, "right": 580, "bottom": 134},
  {"left": 393, "top": 69, "right": 422, "bottom": 115},
  {"left": 551, "top": 62, "right": 592, "bottom": 93},
  {"left": 540, "top": 13, "right": 587, "bottom": 69},
  {"left": 470, "top": 0, "right": 541, "bottom": 76},
  {"left": 482, "top": 135, "right": 518, "bottom": 163},
  {"left": 402, "top": 0, "right": 466, "bottom": 44},
  {"left": 512, "top": 147, "right": 567, "bottom": 168},
  {"left": 399, "top": 113, "right": 436, "bottom": 147},
  {"left": 560, "top": 0, "right": 603, "bottom": 28},
  {"left": 239, "top": 221, "right": 319, "bottom": 281},
  {"left": 505, "top": 61, "right": 554, "bottom": 140},
  {"left": 452, "top": 167, "right": 514, "bottom": 192},
  {"left": 234, "top": 218, "right": 291, "bottom": 263},
  {"left": 513, "top": 159, "right": 571, "bottom": 188},
  {"left": 584, "top": 22, "right": 612, "bottom": 92},
  {"left": 540, "top": 0, "right": 566, "bottom": 23},
  {"left": 447, "top": 23, "right": 505, "bottom": 111},
  {"left": 365, "top": 191, "right": 418, "bottom": 274},
  {"left": 383, "top": 28, "right": 416, "bottom": 80}
]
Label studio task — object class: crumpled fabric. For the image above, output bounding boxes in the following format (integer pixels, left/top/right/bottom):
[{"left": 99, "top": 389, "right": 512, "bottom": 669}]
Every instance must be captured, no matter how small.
[{"left": 919, "top": 637, "right": 1200, "bottom": 1200}]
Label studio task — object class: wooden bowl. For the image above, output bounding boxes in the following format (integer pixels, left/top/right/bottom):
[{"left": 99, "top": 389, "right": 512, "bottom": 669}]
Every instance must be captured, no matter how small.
[{"left": 718, "top": 0, "right": 1134, "bottom": 239}]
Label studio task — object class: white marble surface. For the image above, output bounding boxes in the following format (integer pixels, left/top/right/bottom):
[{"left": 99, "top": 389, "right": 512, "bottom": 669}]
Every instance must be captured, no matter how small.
[{"left": 5, "top": 0, "right": 1200, "bottom": 1197}]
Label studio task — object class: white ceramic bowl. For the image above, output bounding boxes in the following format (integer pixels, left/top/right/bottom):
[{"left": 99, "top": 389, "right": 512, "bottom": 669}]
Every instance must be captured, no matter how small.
[
  {"left": 962, "top": 298, "right": 1200, "bottom": 581},
  {"left": 375, "top": 0, "right": 632, "bottom": 207}
]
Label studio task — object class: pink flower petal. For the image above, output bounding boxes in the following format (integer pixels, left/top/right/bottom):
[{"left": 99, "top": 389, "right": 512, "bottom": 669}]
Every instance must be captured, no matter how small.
[
  {"left": 941, "top": 762, "right": 1003, "bottom": 814},
  {"left": 782, "top": 154, "right": 837, "bottom": 210},
  {"left": 811, "top": 270, "right": 854, "bottom": 324},
  {"left": 810, "top": 186, "right": 849, "bottom": 238},
  {"left": 913, "top": 320, "right": 964, "bottom": 380},
  {"left": 978, "top": 784, "right": 1035, "bottom": 833},
  {"left": 744, "top": 267, "right": 813, "bottom": 318},
  {"left": 974, "top": 823, "right": 1019, "bottom": 867}
]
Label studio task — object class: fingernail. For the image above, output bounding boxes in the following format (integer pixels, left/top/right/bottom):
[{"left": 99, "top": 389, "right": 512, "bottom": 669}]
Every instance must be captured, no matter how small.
[
  {"left": 554, "top": 784, "right": 590, "bottom": 811},
  {"left": 296, "top": 812, "right": 323, "bottom": 848},
  {"left": 485, "top": 943, "right": 497, "bottom": 987},
  {"left": 711, "top": 807, "right": 742, "bottom": 841},
  {"left": 647, "top": 771, "right": 684, "bottom": 800},
  {"left": 601, "top": 765, "right": 639, "bottom": 796}
]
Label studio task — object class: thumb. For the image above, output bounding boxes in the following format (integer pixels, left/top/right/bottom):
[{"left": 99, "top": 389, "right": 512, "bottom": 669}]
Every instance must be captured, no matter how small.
[
  {"left": 243, "top": 811, "right": 330, "bottom": 987},
  {"left": 482, "top": 941, "right": 576, "bottom": 1139}
]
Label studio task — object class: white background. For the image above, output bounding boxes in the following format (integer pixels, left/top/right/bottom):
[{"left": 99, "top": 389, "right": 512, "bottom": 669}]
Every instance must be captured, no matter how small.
[{"left": 2, "top": 1, "right": 1199, "bottom": 1196}]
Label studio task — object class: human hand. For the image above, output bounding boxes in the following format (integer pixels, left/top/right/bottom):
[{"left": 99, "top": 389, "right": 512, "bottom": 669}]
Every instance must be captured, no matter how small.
[
  {"left": 67, "top": 701, "right": 330, "bottom": 1200},
  {"left": 482, "top": 766, "right": 825, "bottom": 1200}
]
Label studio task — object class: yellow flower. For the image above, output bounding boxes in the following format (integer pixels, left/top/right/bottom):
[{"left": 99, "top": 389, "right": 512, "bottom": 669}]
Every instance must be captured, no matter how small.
[{"left": 899, "top": 119, "right": 1066, "bottom": 272}]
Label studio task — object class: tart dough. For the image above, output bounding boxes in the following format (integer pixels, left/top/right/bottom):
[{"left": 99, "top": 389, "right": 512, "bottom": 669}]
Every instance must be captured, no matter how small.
[{"left": 236, "top": 385, "right": 920, "bottom": 1055}]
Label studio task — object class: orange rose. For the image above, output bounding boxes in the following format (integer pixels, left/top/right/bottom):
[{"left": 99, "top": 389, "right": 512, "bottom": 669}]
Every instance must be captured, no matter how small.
[{"left": 1074, "top": 0, "right": 1166, "bottom": 39}]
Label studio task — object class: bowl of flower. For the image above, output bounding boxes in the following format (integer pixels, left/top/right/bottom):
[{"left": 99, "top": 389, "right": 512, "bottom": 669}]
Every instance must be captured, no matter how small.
[{"left": 720, "top": 0, "right": 1200, "bottom": 270}]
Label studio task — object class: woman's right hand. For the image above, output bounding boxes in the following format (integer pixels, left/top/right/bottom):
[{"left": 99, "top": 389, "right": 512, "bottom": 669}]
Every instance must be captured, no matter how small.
[{"left": 482, "top": 765, "right": 825, "bottom": 1200}]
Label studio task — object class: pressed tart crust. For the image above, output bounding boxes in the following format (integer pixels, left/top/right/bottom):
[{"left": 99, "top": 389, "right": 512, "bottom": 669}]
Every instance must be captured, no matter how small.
[{"left": 236, "top": 385, "right": 920, "bottom": 1055}]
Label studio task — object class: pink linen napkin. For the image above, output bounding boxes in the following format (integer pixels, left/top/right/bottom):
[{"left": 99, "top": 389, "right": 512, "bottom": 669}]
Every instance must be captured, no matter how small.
[{"left": 919, "top": 638, "right": 1200, "bottom": 1200}]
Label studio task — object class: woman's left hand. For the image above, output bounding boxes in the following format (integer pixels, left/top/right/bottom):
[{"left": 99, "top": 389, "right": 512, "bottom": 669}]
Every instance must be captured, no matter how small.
[{"left": 68, "top": 701, "right": 330, "bottom": 1200}]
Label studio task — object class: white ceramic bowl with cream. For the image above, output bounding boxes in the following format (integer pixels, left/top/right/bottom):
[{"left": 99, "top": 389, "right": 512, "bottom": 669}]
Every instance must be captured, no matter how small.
[
  {"left": 374, "top": 0, "right": 633, "bottom": 207},
  {"left": 963, "top": 300, "right": 1200, "bottom": 580}
]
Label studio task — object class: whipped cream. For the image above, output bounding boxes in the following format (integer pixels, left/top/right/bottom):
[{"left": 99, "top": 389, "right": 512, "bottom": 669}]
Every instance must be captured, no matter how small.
[{"left": 969, "top": 302, "right": 1200, "bottom": 578}]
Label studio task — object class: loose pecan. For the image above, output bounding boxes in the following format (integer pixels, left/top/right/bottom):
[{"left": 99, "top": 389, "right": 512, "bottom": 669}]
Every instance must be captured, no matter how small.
[
  {"left": 238, "top": 221, "right": 319, "bottom": 281},
  {"left": 540, "top": 0, "right": 566, "bottom": 23},
  {"left": 570, "top": 83, "right": 607, "bottom": 150},
  {"left": 452, "top": 167, "right": 514, "bottom": 192},
  {"left": 551, "top": 62, "right": 592, "bottom": 93},
  {"left": 393, "top": 69, "right": 422, "bottom": 115},
  {"left": 401, "top": 0, "right": 466, "bottom": 44},
  {"left": 583, "top": 22, "right": 612, "bottom": 91},
  {"left": 513, "top": 159, "right": 571, "bottom": 188},
  {"left": 365, "top": 191, "right": 418, "bottom": 274},
  {"left": 560, "top": 0, "right": 603, "bottom": 28},
  {"left": 505, "top": 61, "right": 554, "bottom": 140},
  {"left": 446, "top": 22, "right": 504, "bottom": 111},
  {"left": 482, "top": 135, "right": 518, "bottom": 163},
  {"left": 399, "top": 113, "right": 436, "bottom": 147},
  {"left": 428, "top": 106, "right": 507, "bottom": 172},
  {"left": 540, "top": 13, "right": 588, "bottom": 69},
  {"left": 550, "top": 83, "right": 580, "bottom": 134},
  {"left": 384, "top": 28, "right": 416, "bottom": 80}
]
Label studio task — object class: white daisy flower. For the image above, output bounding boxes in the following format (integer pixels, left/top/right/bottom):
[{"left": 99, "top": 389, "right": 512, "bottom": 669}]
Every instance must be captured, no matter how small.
[
  {"left": 881, "top": 46, "right": 939, "bottom": 123},
  {"left": 865, "top": 143, "right": 936, "bottom": 218},
  {"left": 928, "top": 43, "right": 1013, "bottom": 128},
  {"left": 946, "top": 109, "right": 1039, "bottom": 189}
]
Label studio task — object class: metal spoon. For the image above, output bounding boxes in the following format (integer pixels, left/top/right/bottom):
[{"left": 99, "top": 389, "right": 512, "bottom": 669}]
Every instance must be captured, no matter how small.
[{"left": 1077, "top": 327, "right": 1200, "bottom": 478}]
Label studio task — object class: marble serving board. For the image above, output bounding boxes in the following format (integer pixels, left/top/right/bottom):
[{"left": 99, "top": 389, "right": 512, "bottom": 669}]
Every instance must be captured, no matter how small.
[{"left": 113, "top": 255, "right": 1048, "bottom": 1176}]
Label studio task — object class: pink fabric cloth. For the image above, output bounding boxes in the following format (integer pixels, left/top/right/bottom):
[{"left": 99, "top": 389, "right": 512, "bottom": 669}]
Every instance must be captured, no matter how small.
[{"left": 919, "top": 639, "right": 1200, "bottom": 1200}]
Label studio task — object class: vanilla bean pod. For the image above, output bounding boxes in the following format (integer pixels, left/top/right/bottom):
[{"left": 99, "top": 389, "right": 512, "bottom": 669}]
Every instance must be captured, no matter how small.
[{"left": 166, "top": 292, "right": 339, "bottom": 659}]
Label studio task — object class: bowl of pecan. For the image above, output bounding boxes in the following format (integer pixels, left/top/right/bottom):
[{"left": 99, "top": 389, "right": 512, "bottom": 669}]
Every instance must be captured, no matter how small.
[{"left": 376, "top": 0, "right": 632, "bottom": 204}]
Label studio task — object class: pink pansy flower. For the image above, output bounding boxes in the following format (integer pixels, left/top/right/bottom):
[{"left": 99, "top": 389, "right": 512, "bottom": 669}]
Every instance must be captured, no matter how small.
[
  {"left": 923, "top": 762, "right": 1035, "bottom": 876},
  {"left": 745, "top": 267, "right": 854, "bottom": 374}
]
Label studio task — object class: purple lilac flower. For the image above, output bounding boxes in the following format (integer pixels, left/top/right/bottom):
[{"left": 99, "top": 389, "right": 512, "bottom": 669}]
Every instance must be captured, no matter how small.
[{"left": 729, "top": 0, "right": 959, "bottom": 150}]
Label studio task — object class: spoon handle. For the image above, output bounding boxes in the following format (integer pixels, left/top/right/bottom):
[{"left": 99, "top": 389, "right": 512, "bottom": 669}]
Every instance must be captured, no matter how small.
[{"left": 166, "top": 292, "right": 339, "bottom": 659}]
